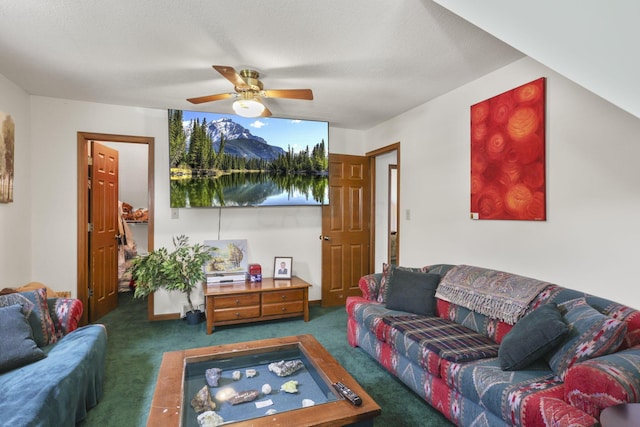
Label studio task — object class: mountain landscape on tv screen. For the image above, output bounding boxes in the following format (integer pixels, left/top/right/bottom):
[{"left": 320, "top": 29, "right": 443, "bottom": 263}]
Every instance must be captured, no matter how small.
[
  {"left": 186, "top": 117, "right": 286, "bottom": 161},
  {"left": 169, "top": 110, "right": 329, "bottom": 208}
]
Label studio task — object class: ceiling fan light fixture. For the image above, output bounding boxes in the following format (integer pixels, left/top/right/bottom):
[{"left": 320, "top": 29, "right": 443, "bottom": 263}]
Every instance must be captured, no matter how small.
[{"left": 232, "top": 96, "right": 265, "bottom": 118}]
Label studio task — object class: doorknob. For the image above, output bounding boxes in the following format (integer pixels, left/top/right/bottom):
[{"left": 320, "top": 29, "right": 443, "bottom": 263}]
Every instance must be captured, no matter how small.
[{"left": 319, "top": 235, "right": 330, "bottom": 241}]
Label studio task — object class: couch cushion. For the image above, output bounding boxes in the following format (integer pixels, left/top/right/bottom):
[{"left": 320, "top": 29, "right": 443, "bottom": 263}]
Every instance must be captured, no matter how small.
[
  {"left": 0, "top": 304, "right": 46, "bottom": 373},
  {"left": 48, "top": 298, "right": 83, "bottom": 337},
  {"left": 546, "top": 298, "right": 626, "bottom": 380},
  {"left": 20, "top": 288, "right": 57, "bottom": 346},
  {"left": 441, "top": 357, "right": 564, "bottom": 427},
  {"left": 350, "top": 300, "right": 408, "bottom": 343},
  {"left": 436, "top": 299, "right": 515, "bottom": 344},
  {"left": 499, "top": 303, "right": 569, "bottom": 371},
  {"left": 0, "top": 288, "right": 56, "bottom": 347},
  {"left": 377, "top": 263, "right": 428, "bottom": 303},
  {"left": 385, "top": 270, "right": 440, "bottom": 316},
  {"left": 383, "top": 315, "right": 499, "bottom": 363},
  {"left": 564, "top": 347, "right": 640, "bottom": 419}
]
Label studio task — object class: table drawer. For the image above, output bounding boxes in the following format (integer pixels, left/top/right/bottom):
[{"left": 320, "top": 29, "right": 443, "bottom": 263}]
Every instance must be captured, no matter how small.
[
  {"left": 262, "top": 301, "right": 304, "bottom": 317},
  {"left": 214, "top": 306, "right": 261, "bottom": 321},
  {"left": 214, "top": 294, "right": 260, "bottom": 309},
  {"left": 262, "top": 289, "right": 304, "bottom": 304}
]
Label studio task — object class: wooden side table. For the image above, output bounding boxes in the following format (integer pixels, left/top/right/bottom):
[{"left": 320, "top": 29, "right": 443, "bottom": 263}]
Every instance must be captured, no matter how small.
[
  {"left": 600, "top": 403, "right": 640, "bottom": 427},
  {"left": 202, "top": 276, "right": 311, "bottom": 334}
]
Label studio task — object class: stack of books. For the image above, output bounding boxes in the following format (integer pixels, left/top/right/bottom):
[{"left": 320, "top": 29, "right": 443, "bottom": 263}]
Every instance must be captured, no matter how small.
[{"left": 206, "top": 272, "right": 247, "bottom": 284}]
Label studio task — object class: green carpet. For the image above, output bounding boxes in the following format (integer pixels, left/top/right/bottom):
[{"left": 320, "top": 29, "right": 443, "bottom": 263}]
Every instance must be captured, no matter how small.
[{"left": 80, "top": 292, "right": 452, "bottom": 427}]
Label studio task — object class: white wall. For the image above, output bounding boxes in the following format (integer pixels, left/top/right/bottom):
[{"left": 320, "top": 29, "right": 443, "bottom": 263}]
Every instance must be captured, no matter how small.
[
  {"left": 15, "top": 55, "right": 640, "bottom": 314},
  {"left": 365, "top": 57, "right": 640, "bottom": 308},
  {"left": 0, "top": 74, "right": 31, "bottom": 286},
  {"left": 28, "top": 96, "right": 361, "bottom": 313},
  {"left": 434, "top": 0, "right": 640, "bottom": 120}
]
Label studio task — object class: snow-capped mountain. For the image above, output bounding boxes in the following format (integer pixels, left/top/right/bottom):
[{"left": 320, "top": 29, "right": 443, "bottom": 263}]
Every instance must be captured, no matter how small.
[
  {"left": 206, "top": 118, "right": 268, "bottom": 145},
  {"left": 183, "top": 117, "right": 285, "bottom": 161}
]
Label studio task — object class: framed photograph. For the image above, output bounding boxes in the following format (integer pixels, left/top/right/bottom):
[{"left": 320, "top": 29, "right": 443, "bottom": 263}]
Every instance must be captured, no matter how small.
[{"left": 274, "top": 256, "right": 293, "bottom": 279}]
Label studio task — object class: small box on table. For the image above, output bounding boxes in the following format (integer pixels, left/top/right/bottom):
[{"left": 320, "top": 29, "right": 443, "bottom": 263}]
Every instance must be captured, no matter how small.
[{"left": 248, "top": 264, "right": 262, "bottom": 282}]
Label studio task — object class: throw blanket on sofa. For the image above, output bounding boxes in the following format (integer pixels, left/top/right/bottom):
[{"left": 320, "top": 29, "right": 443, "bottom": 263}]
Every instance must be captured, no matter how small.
[{"left": 435, "top": 265, "right": 551, "bottom": 324}]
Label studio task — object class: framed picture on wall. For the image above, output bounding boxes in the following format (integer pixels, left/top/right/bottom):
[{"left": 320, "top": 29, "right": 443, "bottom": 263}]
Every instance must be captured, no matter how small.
[
  {"left": 0, "top": 112, "right": 15, "bottom": 203},
  {"left": 274, "top": 257, "right": 293, "bottom": 279},
  {"left": 470, "top": 77, "right": 546, "bottom": 221}
]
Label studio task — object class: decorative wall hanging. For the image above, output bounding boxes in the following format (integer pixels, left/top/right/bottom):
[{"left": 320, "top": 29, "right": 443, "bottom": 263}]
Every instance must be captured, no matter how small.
[
  {"left": 470, "top": 77, "right": 546, "bottom": 220},
  {"left": 0, "top": 112, "right": 15, "bottom": 203}
]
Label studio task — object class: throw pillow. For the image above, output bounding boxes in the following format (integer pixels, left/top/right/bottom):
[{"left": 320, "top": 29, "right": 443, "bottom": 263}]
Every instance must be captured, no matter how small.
[
  {"left": 377, "top": 263, "right": 428, "bottom": 303},
  {"left": 498, "top": 303, "right": 569, "bottom": 371},
  {"left": 0, "top": 304, "right": 46, "bottom": 373},
  {"left": 385, "top": 269, "right": 441, "bottom": 316},
  {"left": 546, "top": 298, "right": 627, "bottom": 380},
  {"left": 0, "top": 288, "right": 56, "bottom": 347}
]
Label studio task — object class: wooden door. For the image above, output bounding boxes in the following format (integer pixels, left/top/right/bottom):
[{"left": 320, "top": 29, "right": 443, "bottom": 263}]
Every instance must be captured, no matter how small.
[
  {"left": 89, "top": 142, "right": 119, "bottom": 321},
  {"left": 321, "top": 154, "right": 371, "bottom": 306}
]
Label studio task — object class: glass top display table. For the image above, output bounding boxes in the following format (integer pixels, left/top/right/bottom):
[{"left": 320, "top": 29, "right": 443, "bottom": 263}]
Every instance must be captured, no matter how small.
[{"left": 147, "top": 335, "right": 380, "bottom": 426}]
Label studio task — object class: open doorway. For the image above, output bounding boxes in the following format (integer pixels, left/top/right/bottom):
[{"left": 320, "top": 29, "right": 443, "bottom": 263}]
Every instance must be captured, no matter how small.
[
  {"left": 366, "top": 142, "right": 400, "bottom": 272},
  {"left": 77, "top": 132, "right": 155, "bottom": 325},
  {"left": 388, "top": 164, "right": 398, "bottom": 265}
]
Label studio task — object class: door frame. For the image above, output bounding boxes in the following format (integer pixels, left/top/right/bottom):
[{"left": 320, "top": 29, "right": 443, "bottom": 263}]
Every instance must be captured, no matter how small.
[
  {"left": 366, "top": 142, "right": 400, "bottom": 269},
  {"left": 77, "top": 132, "right": 155, "bottom": 325},
  {"left": 388, "top": 164, "right": 398, "bottom": 265}
]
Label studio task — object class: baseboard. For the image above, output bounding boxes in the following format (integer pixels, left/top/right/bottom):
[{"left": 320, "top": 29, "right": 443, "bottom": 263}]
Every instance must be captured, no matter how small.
[{"left": 149, "top": 299, "right": 324, "bottom": 321}]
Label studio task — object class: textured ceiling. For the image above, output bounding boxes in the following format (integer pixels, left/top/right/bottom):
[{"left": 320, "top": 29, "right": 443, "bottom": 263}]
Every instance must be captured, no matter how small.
[{"left": 0, "top": 0, "right": 523, "bottom": 129}]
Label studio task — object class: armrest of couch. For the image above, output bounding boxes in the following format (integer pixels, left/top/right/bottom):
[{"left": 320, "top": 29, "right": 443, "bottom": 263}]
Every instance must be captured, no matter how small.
[
  {"left": 47, "top": 298, "right": 84, "bottom": 337},
  {"left": 564, "top": 346, "right": 640, "bottom": 419},
  {"left": 358, "top": 273, "right": 383, "bottom": 301}
]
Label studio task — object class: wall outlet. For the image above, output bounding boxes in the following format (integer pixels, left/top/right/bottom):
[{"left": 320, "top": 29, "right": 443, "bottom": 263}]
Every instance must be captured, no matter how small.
[{"left": 171, "top": 208, "right": 179, "bottom": 219}]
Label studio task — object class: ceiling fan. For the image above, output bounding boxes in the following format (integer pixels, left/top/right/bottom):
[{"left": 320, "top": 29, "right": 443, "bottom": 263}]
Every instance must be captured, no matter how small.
[{"left": 187, "top": 65, "right": 313, "bottom": 118}]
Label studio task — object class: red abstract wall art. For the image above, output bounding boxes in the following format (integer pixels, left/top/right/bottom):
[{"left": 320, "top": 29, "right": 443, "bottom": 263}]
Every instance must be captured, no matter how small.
[{"left": 470, "top": 77, "right": 546, "bottom": 220}]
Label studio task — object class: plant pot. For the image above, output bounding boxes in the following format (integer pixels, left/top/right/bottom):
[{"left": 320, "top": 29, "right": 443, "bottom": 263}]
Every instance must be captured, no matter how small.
[{"left": 185, "top": 310, "right": 204, "bottom": 325}]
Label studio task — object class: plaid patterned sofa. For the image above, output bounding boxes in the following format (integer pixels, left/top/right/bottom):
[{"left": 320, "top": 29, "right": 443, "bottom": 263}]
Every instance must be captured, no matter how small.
[{"left": 346, "top": 264, "right": 640, "bottom": 427}]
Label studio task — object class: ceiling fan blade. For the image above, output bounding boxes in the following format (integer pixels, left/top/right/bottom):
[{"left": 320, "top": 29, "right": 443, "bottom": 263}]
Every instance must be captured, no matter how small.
[
  {"left": 263, "top": 89, "right": 313, "bottom": 100},
  {"left": 186, "top": 92, "right": 234, "bottom": 104},
  {"left": 260, "top": 105, "right": 272, "bottom": 117},
  {"left": 213, "top": 65, "right": 249, "bottom": 89}
]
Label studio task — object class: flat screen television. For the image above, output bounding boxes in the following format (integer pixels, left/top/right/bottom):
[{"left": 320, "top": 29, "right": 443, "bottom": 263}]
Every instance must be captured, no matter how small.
[{"left": 168, "top": 110, "right": 329, "bottom": 208}]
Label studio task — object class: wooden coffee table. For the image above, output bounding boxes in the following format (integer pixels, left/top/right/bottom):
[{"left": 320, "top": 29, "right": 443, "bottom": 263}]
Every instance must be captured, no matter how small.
[{"left": 147, "top": 335, "right": 381, "bottom": 426}]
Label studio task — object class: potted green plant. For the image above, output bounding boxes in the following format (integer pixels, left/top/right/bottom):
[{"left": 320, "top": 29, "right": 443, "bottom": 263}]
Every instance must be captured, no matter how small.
[{"left": 128, "top": 235, "right": 213, "bottom": 325}]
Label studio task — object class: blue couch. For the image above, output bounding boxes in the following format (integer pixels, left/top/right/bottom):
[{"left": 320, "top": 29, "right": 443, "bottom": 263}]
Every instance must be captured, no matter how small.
[{"left": 0, "top": 288, "right": 108, "bottom": 426}]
